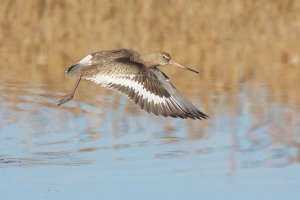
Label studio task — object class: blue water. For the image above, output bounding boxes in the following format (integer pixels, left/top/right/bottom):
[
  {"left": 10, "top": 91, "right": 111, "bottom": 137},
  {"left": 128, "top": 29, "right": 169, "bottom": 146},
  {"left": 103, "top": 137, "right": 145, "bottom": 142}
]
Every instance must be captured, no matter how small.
[{"left": 0, "top": 80, "right": 299, "bottom": 200}]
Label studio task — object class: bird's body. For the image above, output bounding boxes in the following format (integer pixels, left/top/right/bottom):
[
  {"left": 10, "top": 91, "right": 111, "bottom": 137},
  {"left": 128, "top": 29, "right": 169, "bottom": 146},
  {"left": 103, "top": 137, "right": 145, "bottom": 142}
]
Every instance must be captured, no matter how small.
[{"left": 57, "top": 49, "right": 208, "bottom": 120}]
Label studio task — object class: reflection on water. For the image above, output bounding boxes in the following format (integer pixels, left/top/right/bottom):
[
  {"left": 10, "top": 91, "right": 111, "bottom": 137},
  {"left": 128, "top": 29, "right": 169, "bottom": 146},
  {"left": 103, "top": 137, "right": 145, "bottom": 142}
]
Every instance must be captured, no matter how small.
[
  {"left": 1, "top": 80, "right": 300, "bottom": 200},
  {"left": 1, "top": 1, "right": 300, "bottom": 199},
  {"left": 0, "top": 79, "right": 299, "bottom": 170}
]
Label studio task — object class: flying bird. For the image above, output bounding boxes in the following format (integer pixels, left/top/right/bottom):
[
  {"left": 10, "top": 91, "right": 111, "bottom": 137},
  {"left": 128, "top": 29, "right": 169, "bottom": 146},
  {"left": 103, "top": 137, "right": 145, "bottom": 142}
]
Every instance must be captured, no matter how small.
[{"left": 57, "top": 49, "right": 208, "bottom": 120}]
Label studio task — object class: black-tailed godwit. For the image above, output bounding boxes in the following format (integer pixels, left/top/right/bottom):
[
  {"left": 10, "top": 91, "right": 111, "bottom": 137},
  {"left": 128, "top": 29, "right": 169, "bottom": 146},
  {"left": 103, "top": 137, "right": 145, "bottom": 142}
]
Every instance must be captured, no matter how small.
[{"left": 57, "top": 49, "right": 208, "bottom": 120}]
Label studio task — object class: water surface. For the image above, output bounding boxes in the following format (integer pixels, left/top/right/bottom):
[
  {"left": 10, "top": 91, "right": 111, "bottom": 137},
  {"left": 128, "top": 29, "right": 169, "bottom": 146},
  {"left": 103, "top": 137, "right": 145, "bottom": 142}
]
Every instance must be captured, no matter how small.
[{"left": 1, "top": 77, "right": 299, "bottom": 199}]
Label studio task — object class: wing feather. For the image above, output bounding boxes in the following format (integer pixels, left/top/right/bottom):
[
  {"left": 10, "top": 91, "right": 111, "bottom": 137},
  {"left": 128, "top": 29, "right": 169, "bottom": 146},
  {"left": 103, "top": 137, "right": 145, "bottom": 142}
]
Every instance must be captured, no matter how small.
[{"left": 84, "top": 60, "right": 208, "bottom": 119}]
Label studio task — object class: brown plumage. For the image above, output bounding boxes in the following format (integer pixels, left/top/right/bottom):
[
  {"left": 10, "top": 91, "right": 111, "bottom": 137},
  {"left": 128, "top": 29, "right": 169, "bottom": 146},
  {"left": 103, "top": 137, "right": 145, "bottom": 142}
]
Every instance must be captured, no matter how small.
[{"left": 57, "top": 49, "right": 208, "bottom": 120}]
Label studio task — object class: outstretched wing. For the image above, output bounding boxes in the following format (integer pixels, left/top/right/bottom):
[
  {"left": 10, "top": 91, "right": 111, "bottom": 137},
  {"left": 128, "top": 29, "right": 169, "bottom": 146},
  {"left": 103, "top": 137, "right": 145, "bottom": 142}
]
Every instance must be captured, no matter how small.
[
  {"left": 148, "top": 67, "right": 208, "bottom": 119},
  {"left": 85, "top": 58, "right": 208, "bottom": 120}
]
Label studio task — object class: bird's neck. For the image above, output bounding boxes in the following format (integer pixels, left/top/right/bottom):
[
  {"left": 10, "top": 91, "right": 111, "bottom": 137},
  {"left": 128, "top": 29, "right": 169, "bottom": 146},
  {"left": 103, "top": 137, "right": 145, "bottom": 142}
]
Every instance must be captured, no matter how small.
[{"left": 132, "top": 54, "right": 158, "bottom": 67}]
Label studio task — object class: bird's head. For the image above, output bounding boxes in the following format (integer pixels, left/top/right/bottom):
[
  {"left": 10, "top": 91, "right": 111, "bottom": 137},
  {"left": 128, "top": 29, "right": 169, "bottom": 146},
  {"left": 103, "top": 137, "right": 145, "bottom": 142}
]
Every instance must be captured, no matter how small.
[
  {"left": 151, "top": 52, "right": 199, "bottom": 73},
  {"left": 154, "top": 52, "right": 172, "bottom": 65}
]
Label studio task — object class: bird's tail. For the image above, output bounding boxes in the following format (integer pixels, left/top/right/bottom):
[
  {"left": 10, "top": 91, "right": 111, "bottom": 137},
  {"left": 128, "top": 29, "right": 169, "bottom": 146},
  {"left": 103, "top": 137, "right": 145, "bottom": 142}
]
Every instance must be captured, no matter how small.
[{"left": 65, "top": 64, "right": 81, "bottom": 78}]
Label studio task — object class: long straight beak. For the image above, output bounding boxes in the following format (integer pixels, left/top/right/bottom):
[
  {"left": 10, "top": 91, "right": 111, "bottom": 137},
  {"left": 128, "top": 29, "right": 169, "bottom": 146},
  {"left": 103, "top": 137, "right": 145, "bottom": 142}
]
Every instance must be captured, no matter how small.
[{"left": 169, "top": 60, "right": 199, "bottom": 74}]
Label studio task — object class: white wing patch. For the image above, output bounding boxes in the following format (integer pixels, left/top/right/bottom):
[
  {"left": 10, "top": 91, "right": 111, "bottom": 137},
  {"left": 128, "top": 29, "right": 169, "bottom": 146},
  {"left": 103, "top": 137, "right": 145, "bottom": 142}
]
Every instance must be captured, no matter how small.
[
  {"left": 78, "top": 54, "right": 93, "bottom": 64},
  {"left": 83, "top": 72, "right": 207, "bottom": 119},
  {"left": 85, "top": 75, "right": 168, "bottom": 104}
]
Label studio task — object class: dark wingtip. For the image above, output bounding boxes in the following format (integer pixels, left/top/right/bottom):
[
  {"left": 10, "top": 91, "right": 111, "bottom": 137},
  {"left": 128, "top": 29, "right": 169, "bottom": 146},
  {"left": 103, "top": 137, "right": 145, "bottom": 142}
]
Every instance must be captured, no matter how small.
[
  {"left": 191, "top": 111, "right": 209, "bottom": 120},
  {"left": 199, "top": 113, "right": 209, "bottom": 120}
]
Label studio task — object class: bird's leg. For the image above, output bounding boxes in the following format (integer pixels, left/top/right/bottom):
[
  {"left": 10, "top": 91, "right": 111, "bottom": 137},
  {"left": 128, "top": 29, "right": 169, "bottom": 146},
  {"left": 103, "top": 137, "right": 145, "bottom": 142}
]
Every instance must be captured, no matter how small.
[{"left": 57, "top": 75, "right": 82, "bottom": 106}]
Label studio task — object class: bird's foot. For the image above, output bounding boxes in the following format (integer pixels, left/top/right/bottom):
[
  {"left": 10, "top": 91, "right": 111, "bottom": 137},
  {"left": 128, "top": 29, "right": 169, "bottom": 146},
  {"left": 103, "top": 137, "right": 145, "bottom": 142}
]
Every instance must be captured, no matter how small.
[{"left": 57, "top": 93, "right": 73, "bottom": 106}]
